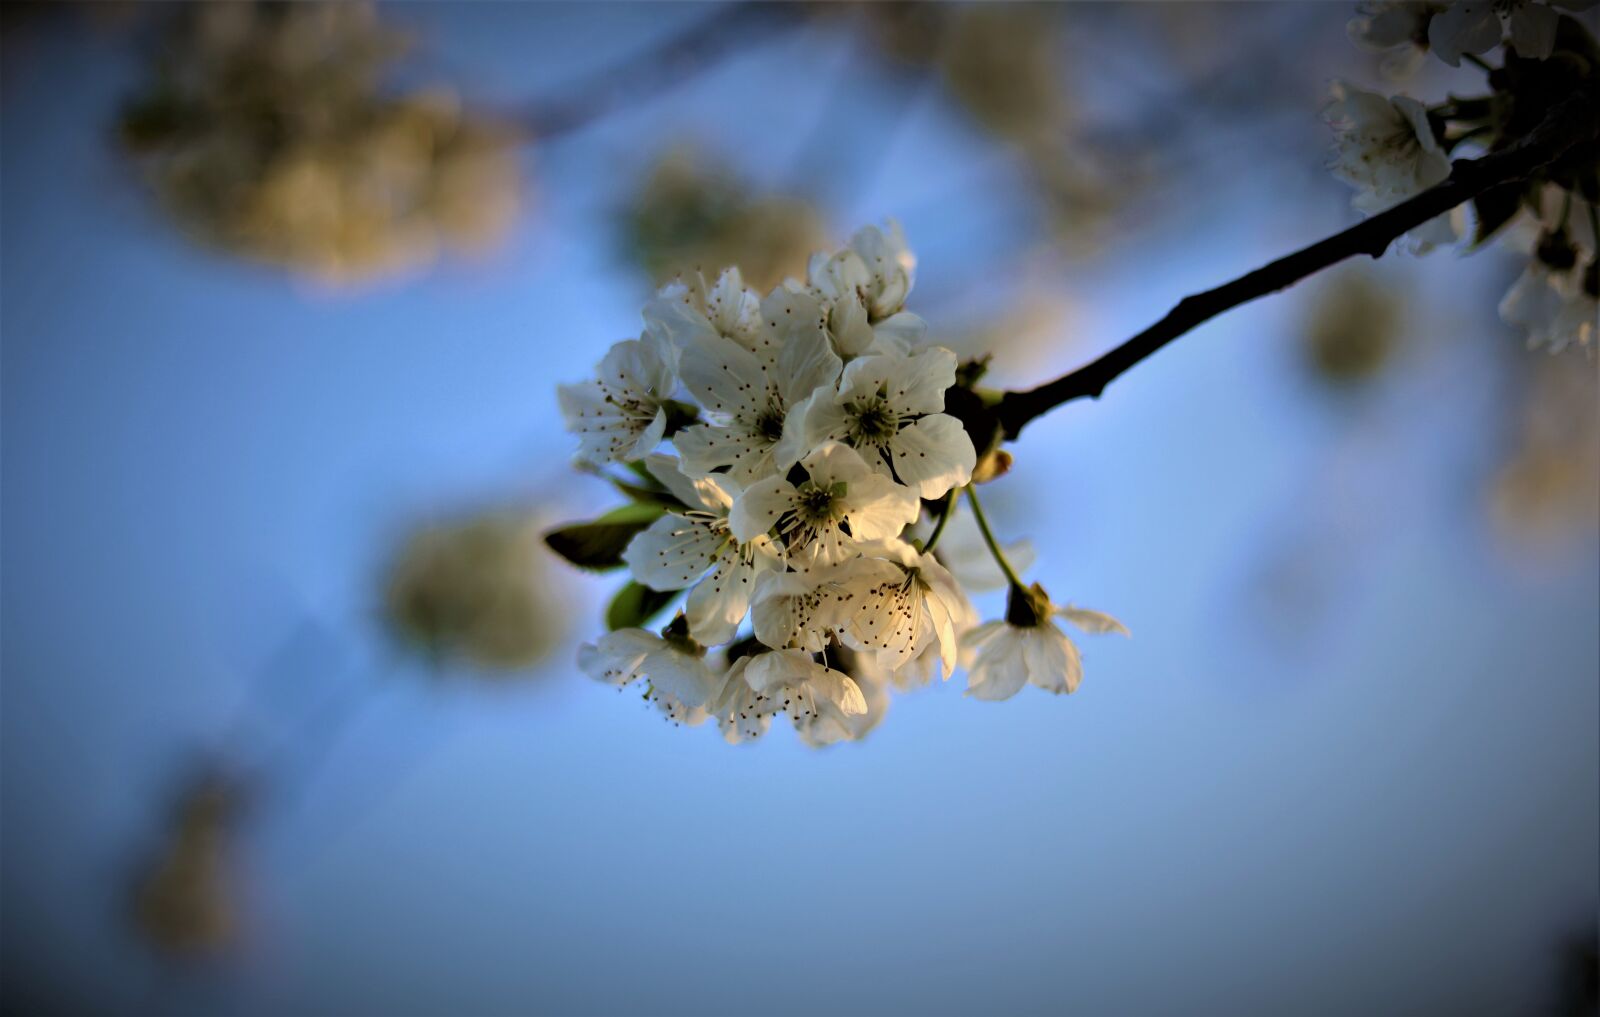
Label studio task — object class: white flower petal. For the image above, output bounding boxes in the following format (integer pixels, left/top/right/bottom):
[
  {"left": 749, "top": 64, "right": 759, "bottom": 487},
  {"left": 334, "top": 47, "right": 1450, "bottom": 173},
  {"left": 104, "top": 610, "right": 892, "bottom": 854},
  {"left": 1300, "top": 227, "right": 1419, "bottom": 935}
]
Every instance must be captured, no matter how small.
[
  {"left": 1024, "top": 625, "right": 1082, "bottom": 695},
  {"left": 887, "top": 413, "right": 976, "bottom": 499},
  {"left": 621, "top": 513, "right": 722, "bottom": 592},
  {"left": 1058, "top": 605, "right": 1130, "bottom": 637},
  {"left": 840, "top": 471, "right": 921, "bottom": 541},
  {"left": 729, "top": 476, "right": 795, "bottom": 544},
  {"left": 678, "top": 334, "right": 769, "bottom": 421}
]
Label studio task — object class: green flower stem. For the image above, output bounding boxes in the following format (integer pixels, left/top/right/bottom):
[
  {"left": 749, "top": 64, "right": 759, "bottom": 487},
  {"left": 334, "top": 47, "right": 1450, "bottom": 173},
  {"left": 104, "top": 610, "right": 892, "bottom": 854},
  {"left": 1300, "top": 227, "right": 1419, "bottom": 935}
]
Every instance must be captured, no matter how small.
[
  {"left": 921, "top": 489, "right": 958, "bottom": 555},
  {"left": 963, "top": 484, "right": 1025, "bottom": 591},
  {"left": 1463, "top": 53, "right": 1496, "bottom": 74}
]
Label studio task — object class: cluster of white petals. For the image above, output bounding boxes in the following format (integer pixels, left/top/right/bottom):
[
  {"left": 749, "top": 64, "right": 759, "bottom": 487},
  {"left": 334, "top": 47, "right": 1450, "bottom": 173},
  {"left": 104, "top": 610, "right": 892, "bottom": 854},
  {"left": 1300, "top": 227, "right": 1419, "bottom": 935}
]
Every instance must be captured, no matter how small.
[
  {"left": 560, "top": 225, "right": 1126, "bottom": 744},
  {"left": 1330, "top": 3, "right": 1598, "bottom": 354},
  {"left": 1427, "top": 0, "right": 1593, "bottom": 66},
  {"left": 1323, "top": 82, "right": 1461, "bottom": 252}
]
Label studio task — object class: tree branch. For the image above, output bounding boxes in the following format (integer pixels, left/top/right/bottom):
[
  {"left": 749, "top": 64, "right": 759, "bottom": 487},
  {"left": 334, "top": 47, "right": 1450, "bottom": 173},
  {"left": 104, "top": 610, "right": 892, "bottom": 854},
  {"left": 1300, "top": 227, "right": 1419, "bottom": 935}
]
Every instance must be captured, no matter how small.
[{"left": 992, "top": 91, "right": 1599, "bottom": 441}]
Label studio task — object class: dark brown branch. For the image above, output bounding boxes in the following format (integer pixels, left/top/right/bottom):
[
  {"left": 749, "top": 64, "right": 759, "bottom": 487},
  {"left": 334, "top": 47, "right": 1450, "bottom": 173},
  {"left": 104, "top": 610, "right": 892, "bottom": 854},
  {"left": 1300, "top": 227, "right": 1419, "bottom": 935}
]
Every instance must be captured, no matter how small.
[
  {"left": 992, "top": 91, "right": 1600, "bottom": 441},
  {"left": 518, "top": 3, "right": 800, "bottom": 142}
]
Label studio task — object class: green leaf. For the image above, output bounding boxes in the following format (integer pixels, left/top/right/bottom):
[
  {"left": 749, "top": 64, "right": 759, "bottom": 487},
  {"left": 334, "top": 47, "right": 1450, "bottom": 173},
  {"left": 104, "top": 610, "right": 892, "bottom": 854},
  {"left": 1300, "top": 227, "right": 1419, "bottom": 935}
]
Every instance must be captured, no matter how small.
[
  {"left": 606, "top": 582, "right": 680, "bottom": 631},
  {"left": 544, "top": 504, "right": 665, "bottom": 571},
  {"left": 594, "top": 502, "right": 667, "bottom": 525},
  {"left": 1472, "top": 182, "right": 1527, "bottom": 247}
]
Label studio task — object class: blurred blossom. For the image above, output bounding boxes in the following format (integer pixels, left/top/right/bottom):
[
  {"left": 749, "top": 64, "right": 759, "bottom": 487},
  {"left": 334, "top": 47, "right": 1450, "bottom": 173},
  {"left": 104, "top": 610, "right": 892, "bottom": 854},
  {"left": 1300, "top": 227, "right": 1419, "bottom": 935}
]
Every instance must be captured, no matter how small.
[
  {"left": 118, "top": 2, "right": 520, "bottom": 284},
  {"left": 618, "top": 147, "right": 827, "bottom": 292},
  {"left": 1301, "top": 265, "right": 1406, "bottom": 387},
  {"left": 130, "top": 773, "right": 247, "bottom": 958},
  {"left": 939, "top": 5, "right": 1068, "bottom": 151},
  {"left": 1347, "top": 2, "right": 1442, "bottom": 79},
  {"left": 385, "top": 511, "right": 570, "bottom": 674},
  {"left": 1490, "top": 352, "right": 1600, "bottom": 545}
]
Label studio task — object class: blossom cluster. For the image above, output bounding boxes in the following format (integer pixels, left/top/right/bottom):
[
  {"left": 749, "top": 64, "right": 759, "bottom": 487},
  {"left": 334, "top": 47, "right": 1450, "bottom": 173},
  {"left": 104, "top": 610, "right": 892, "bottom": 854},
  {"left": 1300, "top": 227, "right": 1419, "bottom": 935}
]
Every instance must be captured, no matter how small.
[
  {"left": 1330, "top": 0, "right": 1597, "bottom": 352},
  {"left": 553, "top": 224, "right": 1125, "bottom": 745},
  {"left": 119, "top": 2, "right": 520, "bottom": 284}
]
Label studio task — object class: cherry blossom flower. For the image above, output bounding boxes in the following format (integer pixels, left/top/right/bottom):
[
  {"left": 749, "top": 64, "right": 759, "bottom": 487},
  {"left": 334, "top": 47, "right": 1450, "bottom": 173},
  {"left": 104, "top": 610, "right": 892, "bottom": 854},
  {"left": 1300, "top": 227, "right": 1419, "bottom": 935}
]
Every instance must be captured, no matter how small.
[
  {"left": 1499, "top": 260, "right": 1598, "bottom": 352},
  {"left": 802, "top": 222, "right": 927, "bottom": 357},
  {"left": 964, "top": 585, "right": 1129, "bottom": 701},
  {"left": 621, "top": 455, "right": 781, "bottom": 646},
  {"left": 669, "top": 285, "right": 843, "bottom": 484},
  {"left": 707, "top": 649, "right": 868, "bottom": 743},
  {"left": 834, "top": 540, "right": 974, "bottom": 677},
  {"left": 730, "top": 441, "right": 920, "bottom": 570},
  {"left": 558, "top": 332, "right": 676, "bottom": 465},
  {"left": 795, "top": 653, "right": 891, "bottom": 747},
  {"left": 1323, "top": 82, "right": 1460, "bottom": 251},
  {"left": 1347, "top": 2, "right": 1441, "bottom": 77},
  {"left": 578, "top": 625, "right": 720, "bottom": 723},
  {"left": 1428, "top": 0, "right": 1570, "bottom": 65},
  {"left": 790, "top": 347, "right": 977, "bottom": 498}
]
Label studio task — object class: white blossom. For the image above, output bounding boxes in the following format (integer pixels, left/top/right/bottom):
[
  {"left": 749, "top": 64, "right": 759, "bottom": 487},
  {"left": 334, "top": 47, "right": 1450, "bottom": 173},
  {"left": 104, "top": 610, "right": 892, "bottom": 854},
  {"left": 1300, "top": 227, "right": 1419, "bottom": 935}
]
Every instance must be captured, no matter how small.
[
  {"left": 558, "top": 332, "right": 676, "bottom": 465},
  {"left": 1499, "top": 261, "right": 1598, "bottom": 353},
  {"left": 965, "top": 598, "right": 1128, "bottom": 701},
  {"left": 1428, "top": 0, "right": 1569, "bottom": 65},
  {"left": 802, "top": 222, "right": 927, "bottom": 357},
  {"left": 578, "top": 627, "right": 720, "bottom": 724},
  {"left": 1347, "top": 2, "right": 1439, "bottom": 77},
  {"left": 668, "top": 284, "right": 843, "bottom": 485},
  {"left": 708, "top": 649, "right": 867, "bottom": 743},
  {"left": 795, "top": 652, "right": 891, "bottom": 747},
  {"left": 1323, "top": 82, "right": 1461, "bottom": 251},
  {"left": 730, "top": 441, "right": 920, "bottom": 570},
  {"left": 621, "top": 455, "right": 781, "bottom": 645},
  {"left": 833, "top": 539, "right": 975, "bottom": 677},
  {"left": 790, "top": 346, "right": 977, "bottom": 498}
]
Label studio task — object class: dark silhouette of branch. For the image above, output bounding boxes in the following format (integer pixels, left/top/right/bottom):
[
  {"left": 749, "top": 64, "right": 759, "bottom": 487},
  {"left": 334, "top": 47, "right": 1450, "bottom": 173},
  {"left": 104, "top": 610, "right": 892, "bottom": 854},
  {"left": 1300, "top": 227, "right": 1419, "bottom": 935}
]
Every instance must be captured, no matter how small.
[
  {"left": 992, "top": 91, "right": 1600, "bottom": 441},
  {"left": 519, "top": 3, "right": 801, "bottom": 142}
]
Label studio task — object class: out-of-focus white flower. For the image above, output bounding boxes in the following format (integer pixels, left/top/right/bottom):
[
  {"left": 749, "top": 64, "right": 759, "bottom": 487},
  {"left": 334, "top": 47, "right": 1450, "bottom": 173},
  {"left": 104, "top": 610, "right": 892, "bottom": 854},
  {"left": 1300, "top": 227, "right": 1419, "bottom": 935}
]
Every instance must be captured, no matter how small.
[
  {"left": 578, "top": 626, "right": 721, "bottom": 725},
  {"left": 731, "top": 441, "right": 920, "bottom": 571},
  {"left": 1323, "top": 82, "right": 1461, "bottom": 252},
  {"left": 1428, "top": 0, "right": 1570, "bottom": 64},
  {"left": 620, "top": 146, "right": 828, "bottom": 292},
  {"left": 789, "top": 347, "right": 977, "bottom": 499},
  {"left": 119, "top": 3, "right": 520, "bottom": 284},
  {"left": 558, "top": 332, "right": 677, "bottom": 465},
  {"left": 1499, "top": 261, "right": 1598, "bottom": 352},
  {"left": 745, "top": 649, "right": 867, "bottom": 721},
  {"left": 965, "top": 587, "right": 1128, "bottom": 701},
  {"left": 1348, "top": 2, "right": 1441, "bottom": 77},
  {"left": 621, "top": 456, "right": 781, "bottom": 646},
  {"left": 386, "top": 510, "right": 569, "bottom": 672},
  {"left": 668, "top": 283, "right": 843, "bottom": 485},
  {"left": 795, "top": 652, "right": 891, "bottom": 748},
  {"left": 708, "top": 649, "right": 867, "bottom": 743}
]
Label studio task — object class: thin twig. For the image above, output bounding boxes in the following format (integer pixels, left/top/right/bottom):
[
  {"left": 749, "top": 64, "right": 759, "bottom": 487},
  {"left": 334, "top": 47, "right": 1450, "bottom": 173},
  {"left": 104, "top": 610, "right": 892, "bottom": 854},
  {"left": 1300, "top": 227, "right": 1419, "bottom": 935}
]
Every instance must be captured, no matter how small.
[
  {"left": 964, "top": 485, "right": 1024, "bottom": 591},
  {"left": 992, "top": 91, "right": 1599, "bottom": 441}
]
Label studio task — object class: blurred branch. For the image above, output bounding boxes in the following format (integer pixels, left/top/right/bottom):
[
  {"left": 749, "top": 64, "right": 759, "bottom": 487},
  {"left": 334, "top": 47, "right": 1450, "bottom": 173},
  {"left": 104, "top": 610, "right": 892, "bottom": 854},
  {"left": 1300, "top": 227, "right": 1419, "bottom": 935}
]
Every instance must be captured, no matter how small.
[
  {"left": 519, "top": 3, "right": 799, "bottom": 141},
  {"left": 993, "top": 91, "right": 1600, "bottom": 441}
]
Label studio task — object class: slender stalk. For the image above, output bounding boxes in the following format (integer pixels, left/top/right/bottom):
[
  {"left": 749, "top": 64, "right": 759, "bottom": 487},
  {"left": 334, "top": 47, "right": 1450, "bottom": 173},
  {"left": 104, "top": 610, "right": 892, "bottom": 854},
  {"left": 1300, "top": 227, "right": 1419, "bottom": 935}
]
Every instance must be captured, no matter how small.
[
  {"left": 921, "top": 489, "right": 958, "bottom": 554},
  {"left": 991, "top": 91, "right": 1598, "bottom": 440},
  {"left": 1463, "top": 52, "right": 1496, "bottom": 74},
  {"left": 963, "top": 485, "right": 1024, "bottom": 591}
]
